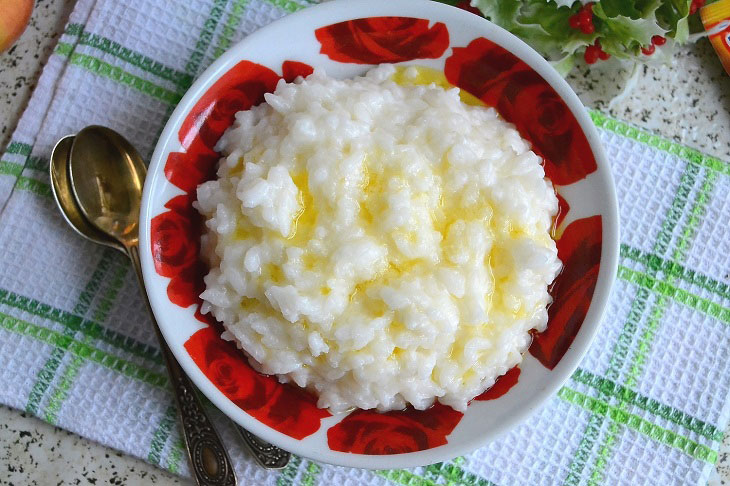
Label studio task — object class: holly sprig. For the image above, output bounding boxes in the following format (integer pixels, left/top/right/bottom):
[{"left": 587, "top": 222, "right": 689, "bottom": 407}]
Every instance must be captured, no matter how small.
[{"left": 442, "top": 0, "right": 712, "bottom": 75}]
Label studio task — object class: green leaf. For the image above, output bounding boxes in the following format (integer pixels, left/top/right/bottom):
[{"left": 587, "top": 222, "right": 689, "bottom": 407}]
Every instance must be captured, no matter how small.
[
  {"left": 597, "top": 35, "right": 637, "bottom": 58},
  {"left": 511, "top": 24, "right": 568, "bottom": 58},
  {"left": 470, "top": 0, "right": 521, "bottom": 28},
  {"left": 467, "top": 0, "right": 693, "bottom": 76},
  {"left": 674, "top": 16, "right": 689, "bottom": 42},
  {"left": 550, "top": 53, "right": 577, "bottom": 76},
  {"left": 600, "top": 0, "right": 642, "bottom": 18},
  {"left": 593, "top": 2, "right": 667, "bottom": 47},
  {"left": 471, "top": 0, "right": 577, "bottom": 59},
  {"left": 563, "top": 33, "right": 601, "bottom": 53},
  {"left": 656, "top": 0, "right": 691, "bottom": 40},
  {"left": 519, "top": 1, "right": 576, "bottom": 37}
]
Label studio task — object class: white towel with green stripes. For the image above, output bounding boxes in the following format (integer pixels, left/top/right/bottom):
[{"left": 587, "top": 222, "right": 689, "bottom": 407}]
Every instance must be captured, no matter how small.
[{"left": 1, "top": 0, "right": 729, "bottom": 484}]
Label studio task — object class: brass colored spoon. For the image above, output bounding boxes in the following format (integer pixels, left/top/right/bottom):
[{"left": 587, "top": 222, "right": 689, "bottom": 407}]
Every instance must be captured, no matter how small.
[
  {"left": 62, "top": 126, "right": 291, "bottom": 475},
  {"left": 66, "top": 126, "right": 238, "bottom": 486},
  {"left": 49, "top": 135, "right": 124, "bottom": 252}
]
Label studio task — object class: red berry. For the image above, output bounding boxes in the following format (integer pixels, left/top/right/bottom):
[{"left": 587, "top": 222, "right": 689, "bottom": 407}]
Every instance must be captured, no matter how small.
[
  {"left": 584, "top": 45, "right": 599, "bottom": 64},
  {"left": 578, "top": 9, "right": 592, "bottom": 25},
  {"left": 641, "top": 44, "right": 656, "bottom": 55},
  {"left": 570, "top": 4, "right": 598, "bottom": 34},
  {"left": 598, "top": 50, "right": 610, "bottom": 60},
  {"left": 580, "top": 22, "right": 595, "bottom": 34},
  {"left": 651, "top": 35, "right": 666, "bottom": 46},
  {"left": 690, "top": 0, "right": 705, "bottom": 15}
]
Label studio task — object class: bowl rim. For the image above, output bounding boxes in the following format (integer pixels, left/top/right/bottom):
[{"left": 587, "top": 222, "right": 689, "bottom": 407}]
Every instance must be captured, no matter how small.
[{"left": 139, "top": 0, "right": 619, "bottom": 469}]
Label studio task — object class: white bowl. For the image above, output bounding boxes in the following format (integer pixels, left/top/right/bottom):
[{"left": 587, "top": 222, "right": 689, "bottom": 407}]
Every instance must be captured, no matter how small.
[{"left": 140, "top": 0, "right": 619, "bottom": 469}]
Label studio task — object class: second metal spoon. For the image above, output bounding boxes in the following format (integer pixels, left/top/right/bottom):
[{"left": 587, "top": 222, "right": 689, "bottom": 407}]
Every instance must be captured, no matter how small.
[
  {"left": 49, "top": 135, "right": 124, "bottom": 252},
  {"left": 58, "top": 126, "right": 237, "bottom": 486},
  {"left": 56, "top": 126, "right": 290, "bottom": 473}
]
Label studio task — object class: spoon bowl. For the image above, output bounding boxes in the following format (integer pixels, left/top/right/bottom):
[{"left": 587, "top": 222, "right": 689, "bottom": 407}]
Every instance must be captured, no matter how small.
[
  {"left": 49, "top": 135, "right": 125, "bottom": 252},
  {"left": 68, "top": 126, "right": 146, "bottom": 245}
]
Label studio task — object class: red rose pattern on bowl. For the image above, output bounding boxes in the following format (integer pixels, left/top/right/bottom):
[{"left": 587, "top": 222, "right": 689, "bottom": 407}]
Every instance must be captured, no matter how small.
[{"left": 141, "top": 0, "right": 618, "bottom": 469}]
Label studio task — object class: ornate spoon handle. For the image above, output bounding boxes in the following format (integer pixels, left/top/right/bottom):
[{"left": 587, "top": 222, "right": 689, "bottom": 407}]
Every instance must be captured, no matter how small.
[
  {"left": 130, "top": 245, "right": 237, "bottom": 486},
  {"left": 234, "top": 425, "right": 291, "bottom": 469},
  {"left": 165, "top": 348, "right": 237, "bottom": 485}
]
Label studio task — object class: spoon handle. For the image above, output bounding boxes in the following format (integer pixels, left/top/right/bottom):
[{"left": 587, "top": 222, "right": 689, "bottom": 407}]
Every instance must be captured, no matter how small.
[
  {"left": 233, "top": 424, "right": 291, "bottom": 469},
  {"left": 129, "top": 245, "right": 237, "bottom": 486}
]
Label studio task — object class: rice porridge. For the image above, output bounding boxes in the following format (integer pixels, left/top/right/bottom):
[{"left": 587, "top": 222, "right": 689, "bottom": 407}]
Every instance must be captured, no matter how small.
[{"left": 195, "top": 65, "right": 562, "bottom": 413}]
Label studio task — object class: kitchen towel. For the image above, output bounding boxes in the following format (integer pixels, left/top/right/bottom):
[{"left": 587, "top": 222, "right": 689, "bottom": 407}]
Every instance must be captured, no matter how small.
[{"left": 1, "top": 0, "right": 729, "bottom": 484}]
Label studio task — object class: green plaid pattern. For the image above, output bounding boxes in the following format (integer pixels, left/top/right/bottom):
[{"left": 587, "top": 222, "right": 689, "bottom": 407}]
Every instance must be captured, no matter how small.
[{"left": 1, "top": 0, "right": 729, "bottom": 484}]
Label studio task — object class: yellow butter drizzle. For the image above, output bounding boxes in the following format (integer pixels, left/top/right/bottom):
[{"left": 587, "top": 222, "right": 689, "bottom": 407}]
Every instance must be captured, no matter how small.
[
  {"left": 289, "top": 172, "right": 317, "bottom": 244},
  {"left": 236, "top": 67, "right": 549, "bottom": 365},
  {"left": 390, "top": 65, "right": 486, "bottom": 107}
]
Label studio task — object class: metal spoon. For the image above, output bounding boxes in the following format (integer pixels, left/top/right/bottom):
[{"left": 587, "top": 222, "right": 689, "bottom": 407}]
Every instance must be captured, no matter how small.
[
  {"left": 51, "top": 131, "right": 290, "bottom": 472},
  {"left": 61, "top": 126, "right": 237, "bottom": 486},
  {"left": 49, "top": 136, "right": 124, "bottom": 252},
  {"left": 61, "top": 126, "right": 290, "bottom": 473}
]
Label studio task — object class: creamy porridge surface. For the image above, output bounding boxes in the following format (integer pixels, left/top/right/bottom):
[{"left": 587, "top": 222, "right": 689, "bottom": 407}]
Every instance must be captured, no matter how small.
[{"left": 195, "top": 65, "right": 561, "bottom": 412}]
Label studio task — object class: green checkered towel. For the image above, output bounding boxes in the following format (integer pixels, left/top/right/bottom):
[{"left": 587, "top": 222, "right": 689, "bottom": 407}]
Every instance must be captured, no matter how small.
[{"left": 1, "top": 0, "right": 729, "bottom": 484}]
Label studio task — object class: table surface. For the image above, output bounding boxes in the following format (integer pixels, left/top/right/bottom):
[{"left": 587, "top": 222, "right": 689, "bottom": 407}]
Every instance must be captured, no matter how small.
[{"left": 1, "top": 2, "right": 729, "bottom": 485}]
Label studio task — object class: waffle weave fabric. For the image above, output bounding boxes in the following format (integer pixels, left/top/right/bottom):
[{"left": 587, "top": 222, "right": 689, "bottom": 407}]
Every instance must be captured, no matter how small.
[{"left": 0, "top": 0, "right": 729, "bottom": 484}]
